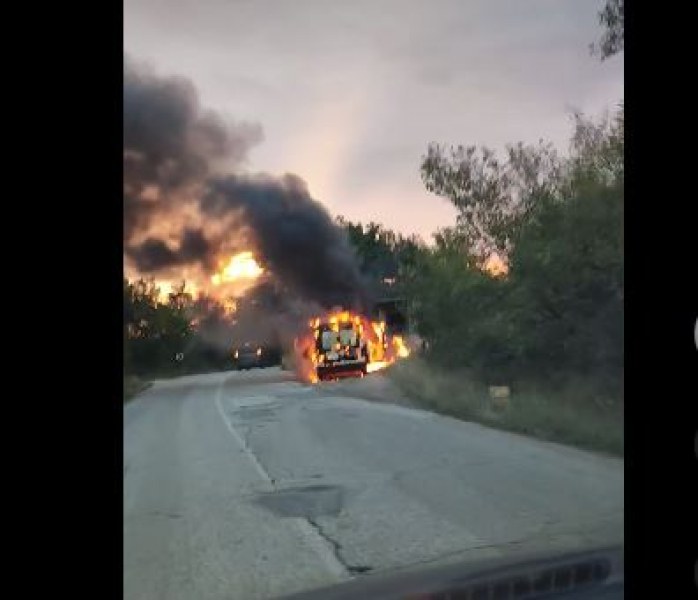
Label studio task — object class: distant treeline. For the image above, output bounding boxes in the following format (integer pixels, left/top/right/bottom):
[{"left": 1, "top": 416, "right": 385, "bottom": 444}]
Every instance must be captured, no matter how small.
[{"left": 124, "top": 281, "right": 234, "bottom": 377}]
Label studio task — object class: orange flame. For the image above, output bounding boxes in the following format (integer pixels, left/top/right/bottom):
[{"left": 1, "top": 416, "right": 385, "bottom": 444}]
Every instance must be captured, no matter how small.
[
  {"left": 391, "top": 335, "right": 411, "bottom": 359},
  {"left": 211, "top": 251, "right": 263, "bottom": 285},
  {"left": 482, "top": 253, "right": 508, "bottom": 278},
  {"left": 366, "top": 361, "right": 389, "bottom": 373}
]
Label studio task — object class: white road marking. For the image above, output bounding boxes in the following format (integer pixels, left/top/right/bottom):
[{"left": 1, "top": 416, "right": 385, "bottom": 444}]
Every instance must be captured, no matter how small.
[
  {"left": 214, "top": 377, "right": 351, "bottom": 580},
  {"left": 215, "top": 387, "right": 272, "bottom": 483}
]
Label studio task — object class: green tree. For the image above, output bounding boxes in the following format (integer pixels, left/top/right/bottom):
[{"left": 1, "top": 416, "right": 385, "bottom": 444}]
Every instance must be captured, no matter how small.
[
  {"left": 167, "top": 280, "right": 194, "bottom": 312},
  {"left": 406, "top": 105, "right": 624, "bottom": 393},
  {"left": 420, "top": 141, "right": 562, "bottom": 264},
  {"left": 124, "top": 278, "right": 199, "bottom": 375},
  {"left": 591, "top": 0, "right": 624, "bottom": 60},
  {"left": 337, "top": 217, "right": 425, "bottom": 295}
]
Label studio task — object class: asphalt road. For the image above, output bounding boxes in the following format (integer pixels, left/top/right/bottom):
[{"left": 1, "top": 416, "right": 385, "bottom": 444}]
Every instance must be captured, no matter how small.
[{"left": 123, "top": 368, "right": 624, "bottom": 600}]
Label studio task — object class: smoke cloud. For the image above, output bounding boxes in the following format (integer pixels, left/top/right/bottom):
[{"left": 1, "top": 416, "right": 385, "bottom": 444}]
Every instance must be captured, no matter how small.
[
  {"left": 124, "top": 56, "right": 368, "bottom": 310},
  {"left": 123, "top": 54, "right": 262, "bottom": 244},
  {"left": 202, "top": 174, "right": 368, "bottom": 309},
  {"left": 126, "top": 227, "right": 214, "bottom": 272}
]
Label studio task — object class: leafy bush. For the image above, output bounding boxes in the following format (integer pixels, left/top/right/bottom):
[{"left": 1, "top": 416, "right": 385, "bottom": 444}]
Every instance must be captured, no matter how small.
[{"left": 123, "top": 279, "right": 233, "bottom": 377}]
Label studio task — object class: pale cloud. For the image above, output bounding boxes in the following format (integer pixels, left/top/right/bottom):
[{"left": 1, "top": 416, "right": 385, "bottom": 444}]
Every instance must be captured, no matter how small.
[{"left": 124, "top": 0, "right": 623, "bottom": 240}]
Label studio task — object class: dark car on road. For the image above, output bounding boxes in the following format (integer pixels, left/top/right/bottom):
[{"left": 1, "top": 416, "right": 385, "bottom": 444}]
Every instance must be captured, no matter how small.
[{"left": 232, "top": 341, "right": 281, "bottom": 370}]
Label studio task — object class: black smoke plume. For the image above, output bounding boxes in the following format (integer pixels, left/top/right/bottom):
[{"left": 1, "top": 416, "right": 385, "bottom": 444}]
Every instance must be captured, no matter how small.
[
  {"left": 126, "top": 227, "right": 214, "bottom": 272},
  {"left": 124, "top": 56, "right": 368, "bottom": 310},
  {"left": 202, "top": 174, "right": 368, "bottom": 310}
]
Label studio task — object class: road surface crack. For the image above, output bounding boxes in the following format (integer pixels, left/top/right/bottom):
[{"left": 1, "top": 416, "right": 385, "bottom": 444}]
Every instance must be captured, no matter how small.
[
  {"left": 242, "top": 425, "right": 253, "bottom": 449},
  {"left": 306, "top": 518, "right": 372, "bottom": 575},
  {"left": 148, "top": 510, "right": 182, "bottom": 520}
]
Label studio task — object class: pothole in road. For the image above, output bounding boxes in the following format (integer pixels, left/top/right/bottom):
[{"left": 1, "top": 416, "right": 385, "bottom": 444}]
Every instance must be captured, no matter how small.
[
  {"left": 254, "top": 484, "right": 344, "bottom": 518},
  {"left": 347, "top": 565, "right": 372, "bottom": 574}
]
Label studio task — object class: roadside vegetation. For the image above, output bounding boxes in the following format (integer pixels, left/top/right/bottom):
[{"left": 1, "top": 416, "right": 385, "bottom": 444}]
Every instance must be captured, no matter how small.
[
  {"left": 365, "top": 103, "right": 623, "bottom": 456},
  {"left": 124, "top": 280, "right": 236, "bottom": 382},
  {"left": 388, "top": 357, "right": 623, "bottom": 456},
  {"left": 123, "top": 278, "right": 288, "bottom": 386}
]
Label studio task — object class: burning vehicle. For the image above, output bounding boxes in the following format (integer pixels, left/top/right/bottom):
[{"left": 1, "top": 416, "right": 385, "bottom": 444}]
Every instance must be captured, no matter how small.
[
  {"left": 314, "top": 314, "right": 372, "bottom": 381},
  {"left": 294, "top": 310, "right": 410, "bottom": 383}
]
